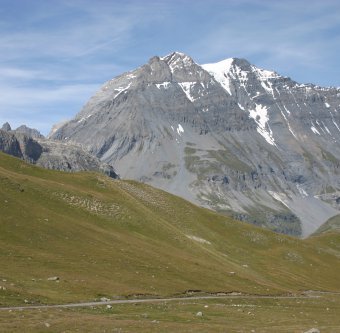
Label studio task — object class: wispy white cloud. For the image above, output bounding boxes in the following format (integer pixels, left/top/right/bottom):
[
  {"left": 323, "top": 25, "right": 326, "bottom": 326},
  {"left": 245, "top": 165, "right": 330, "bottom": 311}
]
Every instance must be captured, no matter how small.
[
  {"left": 190, "top": 0, "right": 340, "bottom": 82},
  {"left": 0, "top": 0, "right": 169, "bottom": 62},
  {"left": 0, "top": 83, "right": 99, "bottom": 107},
  {"left": 0, "top": 67, "right": 43, "bottom": 80}
]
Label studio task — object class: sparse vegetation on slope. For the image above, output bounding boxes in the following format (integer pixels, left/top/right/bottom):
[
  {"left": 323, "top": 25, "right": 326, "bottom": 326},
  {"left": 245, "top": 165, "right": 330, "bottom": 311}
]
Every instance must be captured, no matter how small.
[{"left": 2, "top": 294, "right": 340, "bottom": 332}]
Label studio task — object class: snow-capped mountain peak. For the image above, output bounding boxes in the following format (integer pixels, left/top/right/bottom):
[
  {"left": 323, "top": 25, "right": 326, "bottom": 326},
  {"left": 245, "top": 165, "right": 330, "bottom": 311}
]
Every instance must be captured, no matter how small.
[{"left": 162, "top": 51, "right": 196, "bottom": 73}]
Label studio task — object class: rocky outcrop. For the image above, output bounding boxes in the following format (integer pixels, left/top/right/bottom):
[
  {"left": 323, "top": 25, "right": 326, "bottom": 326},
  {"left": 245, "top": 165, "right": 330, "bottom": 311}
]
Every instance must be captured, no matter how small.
[
  {"left": 0, "top": 126, "right": 118, "bottom": 179},
  {"left": 15, "top": 133, "right": 43, "bottom": 162},
  {"left": 1, "top": 122, "right": 44, "bottom": 139},
  {"left": 0, "top": 130, "right": 23, "bottom": 158},
  {"left": 14, "top": 125, "right": 44, "bottom": 139},
  {"left": 49, "top": 52, "right": 340, "bottom": 236},
  {"left": 36, "top": 139, "right": 118, "bottom": 178},
  {"left": 1, "top": 122, "right": 11, "bottom": 131}
]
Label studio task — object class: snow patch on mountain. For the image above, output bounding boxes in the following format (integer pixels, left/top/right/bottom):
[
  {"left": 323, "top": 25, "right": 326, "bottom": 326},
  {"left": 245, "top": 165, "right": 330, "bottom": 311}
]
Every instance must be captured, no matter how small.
[
  {"left": 311, "top": 123, "right": 321, "bottom": 135},
  {"left": 156, "top": 82, "right": 171, "bottom": 89},
  {"left": 202, "top": 58, "right": 234, "bottom": 95},
  {"left": 248, "top": 104, "right": 276, "bottom": 146},
  {"left": 296, "top": 184, "right": 308, "bottom": 197},
  {"left": 113, "top": 83, "right": 131, "bottom": 99},
  {"left": 332, "top": 118, "right": 340, "bottom": 132},
  {"left": 238, "top": 103, "right": 245, "bottom": 110},
  {"left": 77, "top": 114, "right": 92, "bottom": 123},
  {"left": 280, "top": 109, "right": 297, "bottom": 139},
  {"left": 177, "top": 124, "right": 184, "bottom": 136},
  {"left": 252, "top": 66, "right": 280, "bottom": 80},
  {"left": 231, "top": 64, "right": 249, "bottom": 90},
  {"left": 268, "top": 191, "right": 289, "bottom": 208},
  {"left": 178, "top": 82, "right": 197, "bottom": 102},
  {"left": 164, "top": 52, "right": 194, "bottom": 73}
]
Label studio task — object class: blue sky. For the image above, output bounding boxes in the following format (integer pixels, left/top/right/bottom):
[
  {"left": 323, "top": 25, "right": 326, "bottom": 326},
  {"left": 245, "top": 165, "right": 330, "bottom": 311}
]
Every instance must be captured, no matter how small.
[{"left": 1, "top": 0, "right": 340, "bottom": 135}]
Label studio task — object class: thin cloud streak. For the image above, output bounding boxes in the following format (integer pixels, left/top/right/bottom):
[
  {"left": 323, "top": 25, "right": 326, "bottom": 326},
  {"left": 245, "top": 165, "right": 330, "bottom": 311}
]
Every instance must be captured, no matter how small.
[
  {"left": 0, "top": 0, "right": 169, "bottom": 62},
  {"left": 0, "top": 84, "right": 100, "bottom": 107},
  {"left": 0, "top": 83, "right": 101, "bottom": 135}
]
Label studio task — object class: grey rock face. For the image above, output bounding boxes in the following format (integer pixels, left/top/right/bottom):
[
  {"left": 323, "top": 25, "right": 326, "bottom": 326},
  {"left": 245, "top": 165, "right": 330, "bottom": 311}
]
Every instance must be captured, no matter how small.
[
  {"left": 15, "top": 133, "right": 43, "bottom": 162},
  {"left": 1, "top": 122, "right": 11, "bottom": 131},
  {"left": 36, "top": 139, "right": 118, "bottom": 178},
  {"left": 0, "top": 129, "right": 118, "bottom": 179},
  {"left": 50, "top": 52, "right": 340, "bottom": 237},
  {"left": 14, "top": 125, "right": 44, "bottom": 139},
  {"left": 0, "top": 130, "right": 23, "bottom": 158}
]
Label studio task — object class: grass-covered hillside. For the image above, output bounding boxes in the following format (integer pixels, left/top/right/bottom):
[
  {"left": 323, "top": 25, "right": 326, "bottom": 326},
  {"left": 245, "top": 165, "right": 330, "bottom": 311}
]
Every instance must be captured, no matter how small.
[
  {"left": 0, "top": 152, "right": 339, "bottom": 307},
  {"left": 313, "top": 214, "right": 340, "bottom": 236}
]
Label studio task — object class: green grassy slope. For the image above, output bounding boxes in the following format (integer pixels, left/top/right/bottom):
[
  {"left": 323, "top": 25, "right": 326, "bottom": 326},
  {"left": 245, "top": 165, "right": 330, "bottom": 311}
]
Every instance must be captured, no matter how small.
[
  {"left": 313, "top": 214, "right": 340, "bottom": 235},
  {"left": 306, "top": 215, "right": 340, "bottom": 261},
  {"left": 0, "top": 152, "right": 339, "bottom": 306}
]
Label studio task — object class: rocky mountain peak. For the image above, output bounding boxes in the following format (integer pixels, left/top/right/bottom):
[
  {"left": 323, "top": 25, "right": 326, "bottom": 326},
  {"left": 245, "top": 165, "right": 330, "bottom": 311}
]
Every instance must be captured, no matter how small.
[
  {"left": 15, "top": 125, "right": 44, "bottom": 139},
  {"left": 162, "top": 51, "right": 195, "bottom": 69},
  {"left": 144, "top": 55, "right": 172, "bottom": 82},
  {"left": 1, "top": 122, "right": 11, "bottom": 131}
]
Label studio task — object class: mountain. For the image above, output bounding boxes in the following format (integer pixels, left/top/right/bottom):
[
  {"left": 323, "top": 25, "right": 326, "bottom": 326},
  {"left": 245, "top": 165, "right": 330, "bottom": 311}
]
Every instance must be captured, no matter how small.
[
  {"left": 50, "top": 52, "right": 340, "bottom": 237},
  {"left": 0, "top": 125, "right": 118, "bottom": 178},
  {"left": 1, "top": 122, "right": 11, "bottom": 131},
  {"left": 14, "top": 124, "right": 44, "bottom": 139},
  {"left": 0, "top": 152, "right": 340, "bottom": 307}
]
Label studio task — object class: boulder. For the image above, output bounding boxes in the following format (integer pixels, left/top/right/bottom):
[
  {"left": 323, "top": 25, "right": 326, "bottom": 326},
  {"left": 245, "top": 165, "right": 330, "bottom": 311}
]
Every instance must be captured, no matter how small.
[
  {"left": 304, "top": 329, "right": 320, "bottom": 333},
  {"left": 47, "top": 276, "right": 60, "bottom": 281}
]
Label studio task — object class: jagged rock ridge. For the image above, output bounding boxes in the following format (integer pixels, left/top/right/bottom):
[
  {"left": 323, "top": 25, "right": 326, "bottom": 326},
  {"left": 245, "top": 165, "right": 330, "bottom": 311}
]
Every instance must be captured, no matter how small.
[
  {"left": 15, "top": 124, "right": 44, "bottom": 139},
  {"left": 50, "top": 52, "right": 340, "bottom": 237},
  {"left": 0, "top": 124, "right": 118, "bottom": 179}
]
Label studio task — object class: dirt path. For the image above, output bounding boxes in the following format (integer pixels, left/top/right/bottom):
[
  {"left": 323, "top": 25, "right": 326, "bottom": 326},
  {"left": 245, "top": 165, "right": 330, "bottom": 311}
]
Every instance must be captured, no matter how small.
[{"left": 0, "top": 294, "right": 321, "bottom": 311}]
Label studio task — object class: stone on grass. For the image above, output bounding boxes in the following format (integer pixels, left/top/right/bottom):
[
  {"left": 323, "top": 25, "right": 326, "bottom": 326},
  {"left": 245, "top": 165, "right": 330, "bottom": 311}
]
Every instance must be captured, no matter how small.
[
  {"left": 100, "top": 297, "right": 110, "bottom": 302},
  {"left": 304, "top": 329, "right": 320, "bottom": 333},
  {"left": 47, "top": 276, "right": 59, "bottom": 281}
]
